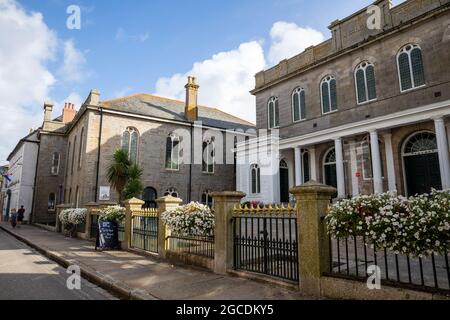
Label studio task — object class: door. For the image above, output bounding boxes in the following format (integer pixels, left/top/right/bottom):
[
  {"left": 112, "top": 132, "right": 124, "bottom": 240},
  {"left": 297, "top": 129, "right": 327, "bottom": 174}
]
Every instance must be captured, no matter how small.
[
  {"left": 404, "top": 153, "right": 442, "bottom": 196},
  {"left": 279, "top": 160, "right": 289, "bottom": 203}
]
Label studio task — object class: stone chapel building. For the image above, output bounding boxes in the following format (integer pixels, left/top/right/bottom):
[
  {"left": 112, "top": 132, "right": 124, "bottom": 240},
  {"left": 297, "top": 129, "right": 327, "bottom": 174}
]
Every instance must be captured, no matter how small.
[{"left": 32, "top": 77, "right": 254, "bottom": 223}]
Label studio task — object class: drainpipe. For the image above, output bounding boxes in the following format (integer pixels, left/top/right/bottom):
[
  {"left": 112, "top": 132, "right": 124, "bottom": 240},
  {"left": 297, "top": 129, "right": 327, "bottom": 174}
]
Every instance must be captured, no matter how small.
[
  {"left": 188, "top": 124, "right": 193, "bottom": 202},
  {"left": 94, "top": 108, "right": 104, "bottom": 202}
]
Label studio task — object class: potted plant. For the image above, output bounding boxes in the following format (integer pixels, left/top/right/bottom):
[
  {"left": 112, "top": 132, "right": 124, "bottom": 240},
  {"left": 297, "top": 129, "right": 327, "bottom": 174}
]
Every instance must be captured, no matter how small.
[{"left": 59, "top": 208, "right": 87, "bottom": 238}]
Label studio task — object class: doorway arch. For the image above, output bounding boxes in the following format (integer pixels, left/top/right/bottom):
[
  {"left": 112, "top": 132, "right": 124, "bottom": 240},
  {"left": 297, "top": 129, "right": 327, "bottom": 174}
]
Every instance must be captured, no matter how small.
[
  {"left": 279, "top": 159, "right": 289, "bottom": 203},
  {"left": 402, "top": 131, "right": 442, "bottom": 196},
  {"left": 142, "top": 187, "right": 157, "bottom": 209}
]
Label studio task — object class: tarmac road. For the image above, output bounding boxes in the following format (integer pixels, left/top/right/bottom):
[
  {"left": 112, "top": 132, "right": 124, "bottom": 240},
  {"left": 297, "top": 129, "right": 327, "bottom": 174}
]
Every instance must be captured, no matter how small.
[{"left": 0, "top": 228, "right": 117, "bottom": 300}]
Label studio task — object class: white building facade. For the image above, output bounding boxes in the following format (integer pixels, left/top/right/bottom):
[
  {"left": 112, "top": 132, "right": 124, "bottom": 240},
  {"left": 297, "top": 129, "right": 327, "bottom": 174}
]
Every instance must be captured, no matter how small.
[{"left": 6, "top": 130, "right": 39, "bottom": 222}]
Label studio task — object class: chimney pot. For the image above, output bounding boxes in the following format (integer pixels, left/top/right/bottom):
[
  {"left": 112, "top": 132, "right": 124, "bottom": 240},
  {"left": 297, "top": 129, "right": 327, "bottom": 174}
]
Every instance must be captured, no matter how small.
[
  {"left": 185, "top": 76, "right": 199, "bottom": 122},
  {"left": 62, "top": 102, "right": 77, "bottom": 123}
]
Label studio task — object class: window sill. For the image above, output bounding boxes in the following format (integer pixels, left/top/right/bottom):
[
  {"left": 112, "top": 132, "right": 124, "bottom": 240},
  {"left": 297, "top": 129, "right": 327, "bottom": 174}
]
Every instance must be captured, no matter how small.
[
  {"left": 322, "top": 109, "right": 338, "bottom": 116},
  {"left": 400, "top": 84, "right": 426, "bottom": 94},
  {"left": 357, "top": 98, "right": 378, "bottom": 106}
]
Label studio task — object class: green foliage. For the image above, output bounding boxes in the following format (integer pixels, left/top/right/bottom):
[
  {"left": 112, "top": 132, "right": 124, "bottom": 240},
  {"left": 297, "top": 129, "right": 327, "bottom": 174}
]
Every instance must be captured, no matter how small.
[
  {"left": 124, "top": 164, "right": 144, "bottom": 200},
  {"left": 107, "top": 149, "right": 131, "bottom": 201}
]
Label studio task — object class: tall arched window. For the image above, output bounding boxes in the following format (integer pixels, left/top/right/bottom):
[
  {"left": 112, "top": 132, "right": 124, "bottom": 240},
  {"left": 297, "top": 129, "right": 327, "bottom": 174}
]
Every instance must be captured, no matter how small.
[
  {"left": 66, "top": 142, "right": 71, "bottom": 177},
  {"left": 165, "top": 134, "right": 180, "bottom": 170},
  {"left": 397, "top": 44, "right": 425, "bottom": 92},
  {"left": 292, "top": 88, "right": 306, "bottom": 122},
  {"left": 355, "top": 62, "right": 377, "bottom": 104},
  {"left": 268, "top": 97, "right": 279, "bottom": 129},
  {"left": 142, "top": 187, "right": 157, "bottom": 209},
  {"left": 202, "top": 139, "right": 215, "bottom": 174},
  {"left": 250, "top": 164, "right": 261, "bottom": 194},
  {"left": 71, "top": 136, "right": 77, "bottom": 174},
  {"left": 48, "top": 193, "right": 56, "bottom": 211},
  {"left": 78, "top": 127, "right": 85, "bottom": 169},
  {"left": 164, "top": 188, "right": 178, "bottom": 198},
  {"left": 122, "top": 127, "right": 139, "bottom": 163},
  {"left": 302, "top": 150, "right": 310, "bottom": 183},
  {"left": 321, "top": 75, "right": 338, "bottom": 114},
  {"left": 323, "top": 148, "right": 338, "bottom": 190},
  {"left": 51, "top": 152, "right": 60, "bottom": 175},
  {"left": 202, "top": 190, "right": 213, "bottom": 208}
]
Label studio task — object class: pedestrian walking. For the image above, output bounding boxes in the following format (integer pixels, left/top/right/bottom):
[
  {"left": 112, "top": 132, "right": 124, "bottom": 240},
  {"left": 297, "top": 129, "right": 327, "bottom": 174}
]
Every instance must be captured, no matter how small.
[
  {"left": 10, "top": 208, "right": 17, "bottom": 228},
  {"left": 17, "top": 206, "right": 25, "bottom": 227}
]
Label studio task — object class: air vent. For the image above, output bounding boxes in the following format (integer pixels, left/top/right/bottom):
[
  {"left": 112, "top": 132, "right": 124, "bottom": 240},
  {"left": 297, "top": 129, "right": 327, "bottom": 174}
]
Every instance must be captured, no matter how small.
[{"left": 435, "top": 91, "right": 442, "bottom": 98}]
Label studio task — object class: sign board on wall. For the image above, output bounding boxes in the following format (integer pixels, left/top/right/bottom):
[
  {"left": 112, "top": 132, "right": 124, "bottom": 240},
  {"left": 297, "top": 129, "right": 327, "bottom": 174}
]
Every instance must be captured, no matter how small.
[{"left": 99, "top": 186, "right": 110, "bottom": 201}]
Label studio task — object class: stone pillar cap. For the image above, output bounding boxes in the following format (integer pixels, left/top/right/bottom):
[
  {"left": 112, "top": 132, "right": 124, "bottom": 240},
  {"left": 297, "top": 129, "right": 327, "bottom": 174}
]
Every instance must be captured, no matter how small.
[
  {"left": 290, "top": 180, "right": 337, "bottom": 195},
  {"left": 211, "top": 191, "right": 246, "bottom": 197},
  {"left": 124, "top": 197, "right": 145, "bottom": 205},
  {"left": 155, "top": 195, "right": 183, "bottom": 204}
]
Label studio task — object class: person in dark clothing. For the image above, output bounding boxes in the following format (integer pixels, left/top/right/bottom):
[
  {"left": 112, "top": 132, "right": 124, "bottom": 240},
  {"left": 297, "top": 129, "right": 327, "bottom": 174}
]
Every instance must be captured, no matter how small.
[{"left": 17, "top": 206, "right": 25, "bottom": 227}]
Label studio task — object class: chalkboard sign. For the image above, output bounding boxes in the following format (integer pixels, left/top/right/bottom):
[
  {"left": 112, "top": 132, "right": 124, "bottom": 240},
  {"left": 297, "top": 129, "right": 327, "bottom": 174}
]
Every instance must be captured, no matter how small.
[{"left": 95, "top": 220, "right": 120, "bottom": 251}]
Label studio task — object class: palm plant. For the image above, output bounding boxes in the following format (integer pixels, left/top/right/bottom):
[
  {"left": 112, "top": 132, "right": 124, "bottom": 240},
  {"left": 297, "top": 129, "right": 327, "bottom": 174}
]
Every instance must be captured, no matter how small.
[
  {"left": 107, "top": 149, "right": 131, "bottom": 202},
  {"left": 124, "top": 164, "right": 144, "bottom": 200}
]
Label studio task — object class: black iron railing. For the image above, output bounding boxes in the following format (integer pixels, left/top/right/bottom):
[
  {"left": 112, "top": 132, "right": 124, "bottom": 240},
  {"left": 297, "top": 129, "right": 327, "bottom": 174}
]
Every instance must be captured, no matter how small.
[
  {"left": 132, "top": 215, "right": 158, "bottom": 253},
  {"left": 233, "top": 214, "right": 298, "bottom": 282},
  {"left": 328, "top": 235, "right": 450, "bottom": 293},
  {"left": 166, "top": 235, "right": 214, "bottom": 258}
]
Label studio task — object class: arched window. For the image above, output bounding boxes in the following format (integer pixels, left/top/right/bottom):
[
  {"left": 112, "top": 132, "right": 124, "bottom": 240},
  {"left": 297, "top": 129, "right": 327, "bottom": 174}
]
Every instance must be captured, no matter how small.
[
  {"left": 122, "top": 127, "right": 139, "bottom": 163},
  {"left": 202, "top": 139, "right": 215, "bottom": 174},
  {"left": 165, "top": 134, "right": 180, "bottom": 170},
  {"left": 78, "top": 127, "right": 85, "bottom": 169},
  {"left": 66, "top": 142, "right": 71, "bottom": 177},
  {"left": 268, "top": 97, "right": 279, "bottom": 129},
  {"left": 250, "top": 164, "right": 261, "bottom": 194},
  {"left": 321, "top": 75, "right": 338, "bottom": 114},
  {"left": 397, "top": 44, "right": 425, "bottom": 92},
  {"left": 164, "top": 188, "right": 178, "bottom": 198},
  {"left": 202, "top": 190, "right": 213, "bottom": 208},
  {"left": 355, "top": 62, "right": 377, "bottom": 104},
  {"left": 323, "top": 148, "right": 338, "bottom": 190},
  {"left": 292, "top": 88, "right": 306, "bottom": 122},
  {"left": 142, "top": 187, "right": 157, "bottom": 209},
  {"left": 51, "top": 152, "right": 60, "bottom": 175},
  {"left": 71, "top": 136, "right": 77, "bottom": 174},
  {"left": 48, "top": 193, "right": 56, "bottom": 211},
  {"left": 403, "top": 132, "right": 438, "bottom": 156}
]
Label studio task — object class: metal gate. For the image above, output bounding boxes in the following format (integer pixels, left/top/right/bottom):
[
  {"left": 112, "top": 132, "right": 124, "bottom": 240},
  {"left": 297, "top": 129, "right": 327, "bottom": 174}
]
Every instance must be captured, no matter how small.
[
  {"left": 232, "top": 205, "right": 298, "bottom": 282},
  {"left": 131, "top": 209, "right": 158, "bottom": 253}
]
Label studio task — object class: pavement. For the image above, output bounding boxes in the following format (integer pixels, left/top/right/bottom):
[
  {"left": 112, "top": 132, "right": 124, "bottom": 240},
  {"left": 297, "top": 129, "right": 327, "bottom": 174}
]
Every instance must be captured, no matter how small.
[
  {"left": 0, "top": 228, "right": 116, "bottom": 300},
  {"left": 0, "top": 223, "right": 314, "bottom": 300}
]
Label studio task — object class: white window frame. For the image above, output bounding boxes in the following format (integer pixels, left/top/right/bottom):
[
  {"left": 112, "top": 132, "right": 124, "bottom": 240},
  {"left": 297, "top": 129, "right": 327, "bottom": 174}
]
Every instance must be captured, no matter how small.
[
  {"left": 292, "top": 87, "right": 306, "bottom": 123},
  {"left": 122, "top": 127, "right": 139, "bottom": 163},
  {"left": 267, "top": 97, "right": 280, "bottom": 129},
  {"left": 166, "top": 133, "right": 180, "bottom": 171},
  {"left": 202, "top": 139, "right": 215, "bottom": 174},
  {"left": 354, "top": 61, "right": 377, "bottom": 105},
  {"left": 320, "top": 75, "right": 338, "bottom": 115},
  {"left": 51, "top": 152, "right": 60, "bottom": 175},
  {"left": 397, "top": 44, "right": 426, "bottom": 93}
]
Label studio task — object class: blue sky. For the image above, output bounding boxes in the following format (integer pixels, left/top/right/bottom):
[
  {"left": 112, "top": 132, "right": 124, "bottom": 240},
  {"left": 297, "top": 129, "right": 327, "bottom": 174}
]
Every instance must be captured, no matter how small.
[{"left": 0, "top": 0, "right": 405, "bottom": 163}]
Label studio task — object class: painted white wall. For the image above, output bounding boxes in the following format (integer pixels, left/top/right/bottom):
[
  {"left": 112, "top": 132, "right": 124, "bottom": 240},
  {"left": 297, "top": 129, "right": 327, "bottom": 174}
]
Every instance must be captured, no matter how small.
[{"left": 7, "top": 134, "right": 38, "bottom": 221}]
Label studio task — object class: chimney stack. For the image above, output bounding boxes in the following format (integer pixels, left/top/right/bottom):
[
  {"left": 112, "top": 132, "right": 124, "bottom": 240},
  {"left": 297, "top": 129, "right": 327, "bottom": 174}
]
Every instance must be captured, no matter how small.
[
  {"left": 62, "top": 102, "right": 77, "bottom": 123},
  {"left": 43, "top": 101, "right": 54, "bottom": 122},
  {"left": 185, "top": 76, "right": 199, "bottom": 122}
]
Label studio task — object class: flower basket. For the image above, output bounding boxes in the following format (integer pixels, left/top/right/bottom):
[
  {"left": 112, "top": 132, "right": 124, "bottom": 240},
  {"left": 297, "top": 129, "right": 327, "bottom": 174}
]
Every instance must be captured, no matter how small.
[
  {"left": 161, "top": 202, "right": 214, "bottom": 237},
  {"left": 59, "top": 208, "right": 87, "bottom": 238}
]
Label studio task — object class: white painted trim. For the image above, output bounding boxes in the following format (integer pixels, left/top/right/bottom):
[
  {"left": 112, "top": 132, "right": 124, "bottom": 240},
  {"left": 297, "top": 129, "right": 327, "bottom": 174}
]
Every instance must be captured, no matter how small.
[
  {"left": 292, "top": 88, "right": 306, "bottom": 122},
  {"left": 396, "top": 44, "right": 426, "bottom": 93},
  {"left": 279, "top": 99, "right": 450, "bottom": 150}
]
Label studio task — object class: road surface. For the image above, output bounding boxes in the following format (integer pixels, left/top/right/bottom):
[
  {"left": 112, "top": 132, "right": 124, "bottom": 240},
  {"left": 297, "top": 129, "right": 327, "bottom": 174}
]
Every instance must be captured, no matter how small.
[{"left": 0, "top": 228, "right": 117, "bottom": 300}]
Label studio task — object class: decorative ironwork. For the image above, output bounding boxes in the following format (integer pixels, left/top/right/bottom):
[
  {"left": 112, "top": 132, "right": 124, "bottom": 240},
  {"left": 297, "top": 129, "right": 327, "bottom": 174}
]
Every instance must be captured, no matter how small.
[
  {"left": 232, "top": 204, "right": 298, "bottom": 282},
  {"left": 131, "top": 208, "right": 158, "bottom": 253}
]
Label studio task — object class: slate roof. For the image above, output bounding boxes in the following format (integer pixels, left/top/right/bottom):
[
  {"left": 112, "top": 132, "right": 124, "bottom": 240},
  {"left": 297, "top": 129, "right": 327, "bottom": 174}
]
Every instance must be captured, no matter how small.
[{"left": 100, "top": 94, "right": 255, "bottom": 131}]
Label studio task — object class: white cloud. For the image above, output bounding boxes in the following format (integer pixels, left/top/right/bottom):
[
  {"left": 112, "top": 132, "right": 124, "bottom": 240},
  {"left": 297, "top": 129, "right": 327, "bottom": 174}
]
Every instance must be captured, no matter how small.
[
  {"left": 155, "top": 41, "right": 265, "bottom": 123},
  {"left": 0, "top": 0, "right": 57, "bottom": 162},
  {"left": 60, "top": 39, "right": 88, "bottom": 83},
  {"left": 268, "top": 21, "right": 324, "bottom": 65}
]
